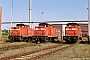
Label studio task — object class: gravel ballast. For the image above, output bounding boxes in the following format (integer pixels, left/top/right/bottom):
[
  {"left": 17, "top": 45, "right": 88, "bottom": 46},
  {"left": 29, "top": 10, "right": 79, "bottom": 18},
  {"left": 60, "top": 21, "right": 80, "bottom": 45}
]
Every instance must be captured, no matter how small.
[
  {"left": 37, "top": 44, "right": 90, "bottom": 60},
  {"left": 0, "top": 42, "right": 60, "bottom": 58}
]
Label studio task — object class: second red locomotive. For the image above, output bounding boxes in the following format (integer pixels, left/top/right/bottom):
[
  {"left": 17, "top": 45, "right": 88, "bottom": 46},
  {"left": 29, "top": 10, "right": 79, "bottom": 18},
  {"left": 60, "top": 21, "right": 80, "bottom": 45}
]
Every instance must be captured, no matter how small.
[{"left": 33, "top": 22, "right": 58, "bottom": 43}]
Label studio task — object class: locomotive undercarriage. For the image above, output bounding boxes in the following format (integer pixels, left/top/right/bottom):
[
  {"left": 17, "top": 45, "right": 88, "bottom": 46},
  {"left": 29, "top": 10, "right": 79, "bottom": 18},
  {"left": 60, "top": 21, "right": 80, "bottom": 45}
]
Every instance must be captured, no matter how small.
[
  {"left": 32, "top": 36, "right": 49, "bottom": 44},
  {"left": 32, "top": 36, "right": 57, "bottom": 44},
  {"left": 8, "top": 35, "right": 58, "bottom": 43},
  {"left": 8, "top": 36, "right": 32, "bottom": 42},
  {"left": 63, "top": 36, "right": 79, "bottom": 43}
]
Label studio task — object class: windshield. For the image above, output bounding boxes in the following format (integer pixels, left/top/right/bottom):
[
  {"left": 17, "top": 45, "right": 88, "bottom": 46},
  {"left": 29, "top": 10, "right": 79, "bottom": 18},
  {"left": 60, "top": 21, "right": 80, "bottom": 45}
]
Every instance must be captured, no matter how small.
[
  {"left": 66, "top": 28, "right": 69, "bottom": 30},
  {"left": 72, "top": 28, "right": 76, "bottom": 30},
  {"left": 35, "top": 28, "right": 44, "bottom": 30}
]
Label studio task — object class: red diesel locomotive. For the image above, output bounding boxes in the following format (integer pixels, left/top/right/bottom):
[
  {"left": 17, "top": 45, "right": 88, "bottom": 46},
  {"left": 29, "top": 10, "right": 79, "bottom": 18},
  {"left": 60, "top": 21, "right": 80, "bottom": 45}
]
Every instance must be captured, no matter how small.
[
  {"left": 8, "top": 24, "right": 35, "bottom": 42},
  {"left": 63, "top": 23, "right": 82, "bottom": 43},
  {"left": 33, "top": 22, "right": 58, "bottom": 43}
]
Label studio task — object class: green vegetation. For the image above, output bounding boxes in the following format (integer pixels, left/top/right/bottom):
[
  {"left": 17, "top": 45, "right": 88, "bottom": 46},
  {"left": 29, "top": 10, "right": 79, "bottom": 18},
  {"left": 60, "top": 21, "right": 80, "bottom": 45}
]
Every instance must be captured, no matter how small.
[
  {"left": 2, "top": 29, "right": 10, "bottom": 38},
  {"left": 0, "top": 29, "right": 10, "bottom": 41}
]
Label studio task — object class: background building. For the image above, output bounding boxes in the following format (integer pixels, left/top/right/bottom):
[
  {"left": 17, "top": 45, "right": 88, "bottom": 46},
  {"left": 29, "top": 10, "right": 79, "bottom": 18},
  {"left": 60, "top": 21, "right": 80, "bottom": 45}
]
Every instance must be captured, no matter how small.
[
  {"left": 51, "top": 24, "right": 62, "bottom": 37},
  {"left": 79, "top": 24, "right": 88, "bottom": 38}
]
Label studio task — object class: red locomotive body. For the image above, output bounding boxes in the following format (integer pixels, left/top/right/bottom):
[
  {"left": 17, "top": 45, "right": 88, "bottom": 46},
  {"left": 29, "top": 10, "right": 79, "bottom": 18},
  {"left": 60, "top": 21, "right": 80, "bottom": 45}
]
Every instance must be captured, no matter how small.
[
  {"left": 33, "top": 22, "right": 58, "bottom": 43},
  {"left": 8, "top": 24, "right": 34, "bottom": 42},
  {"left": 63, "top": 23, "right": 82, "bottom": 43}
]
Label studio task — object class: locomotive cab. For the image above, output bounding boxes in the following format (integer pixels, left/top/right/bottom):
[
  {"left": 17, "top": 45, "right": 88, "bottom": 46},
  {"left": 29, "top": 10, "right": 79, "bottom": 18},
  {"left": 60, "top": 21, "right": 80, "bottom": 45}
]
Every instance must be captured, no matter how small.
[
  {"left": 35, "top": 26, "right": 45, "bottom": 36},
  {"left": 11, "top": 27, "right": 20, "bottom": 36},
  {"left": 32, "top": 26, "right": 47, "bottom": 43},
  {"left": 8, "top": 26, "right": 20, "bottom": 41}
]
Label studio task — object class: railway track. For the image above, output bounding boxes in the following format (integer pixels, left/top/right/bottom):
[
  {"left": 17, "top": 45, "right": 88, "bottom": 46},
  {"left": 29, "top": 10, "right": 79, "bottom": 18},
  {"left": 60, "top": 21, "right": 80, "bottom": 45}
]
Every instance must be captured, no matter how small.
[
  {"left": 0, "top": 42, "right": 36, "bottom": 51},
  {"left": 0, "top": 44, "right": 74, "bottom": 60}
]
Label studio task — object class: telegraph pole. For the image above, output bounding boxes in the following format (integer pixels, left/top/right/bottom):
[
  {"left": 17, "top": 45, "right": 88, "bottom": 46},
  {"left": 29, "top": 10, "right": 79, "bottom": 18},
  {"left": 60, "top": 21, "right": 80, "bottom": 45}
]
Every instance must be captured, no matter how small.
[
  {"left": 88, "top": 0, "right": 90, "bottom": 43},
  {"left": 29, "top": 0, "right": 32, "bottom": 28}
]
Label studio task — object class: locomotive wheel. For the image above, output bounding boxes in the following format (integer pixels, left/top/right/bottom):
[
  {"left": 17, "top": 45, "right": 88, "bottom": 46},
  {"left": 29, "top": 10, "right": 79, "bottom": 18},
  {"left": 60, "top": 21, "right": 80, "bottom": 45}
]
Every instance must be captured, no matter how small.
[
  {"left": 26, "top": 37, "right": 32, "bottom": 42},
  {"left": 23, "top": 39, "right": 26, "bottom": 42},
  {"left": 51, "top": 38, "right": 55, "bottom": 43},
  {"left": 26, "top": 38, "right": 31, "bottom": 42},
  {"left": 27, "top": 39, "right": 31, "bottom": 42},
  {"left": 11, "top": 37, "right": 15, "bottom": 42},
  {"left": 37, "top": 40, "right": 40, "bottom": 44},
  {"left": 35, "top": 40, "right": 40, "bottom": 44},
  {"left": 25, "top": 39, "right": 28, "bottom": 42},
  {"left": 22, "top": 37, "right": 28, "bottom": 42},
  {"left": 35, "top": 38, "right": 40, "bottom": 44}
]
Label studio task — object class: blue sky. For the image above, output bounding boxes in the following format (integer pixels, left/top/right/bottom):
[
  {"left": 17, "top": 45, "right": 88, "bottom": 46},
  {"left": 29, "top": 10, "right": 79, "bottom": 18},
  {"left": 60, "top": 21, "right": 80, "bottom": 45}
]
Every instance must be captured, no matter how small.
[{"left": 0, "top": 0, "right": 88, "bottom": 29}]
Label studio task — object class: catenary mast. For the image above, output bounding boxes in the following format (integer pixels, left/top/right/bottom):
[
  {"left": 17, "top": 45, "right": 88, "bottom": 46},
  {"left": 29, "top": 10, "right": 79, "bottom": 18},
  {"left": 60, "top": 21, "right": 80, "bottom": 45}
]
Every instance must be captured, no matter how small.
[
  {"left": 29, "top": 0, "right": 32, "bottom": 28},
  {"left": 10, "top": 0, "right": 13, "bottom": 35},
  {"left": 88, "top": 0, "right": 90, "bottom": 43},
  {"left": 0, "top": 6, "right": 2, "bottom": 38}
]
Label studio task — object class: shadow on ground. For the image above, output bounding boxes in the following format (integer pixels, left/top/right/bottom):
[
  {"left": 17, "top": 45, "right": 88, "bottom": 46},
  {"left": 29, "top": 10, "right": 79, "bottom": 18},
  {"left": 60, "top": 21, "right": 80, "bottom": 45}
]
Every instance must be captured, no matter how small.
[
  {"left": 5, "top": 39, "right": 22, "bottom": 42},
  {"left": 79, "top": 41, "right": 90, "bottom": 44}
]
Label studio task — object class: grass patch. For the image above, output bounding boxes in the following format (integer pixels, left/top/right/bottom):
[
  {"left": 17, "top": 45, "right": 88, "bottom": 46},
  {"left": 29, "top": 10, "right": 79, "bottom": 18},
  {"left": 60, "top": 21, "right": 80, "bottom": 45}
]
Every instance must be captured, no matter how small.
[{"left": 0, "top": 52, "right": 4, "bottom": 54}]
